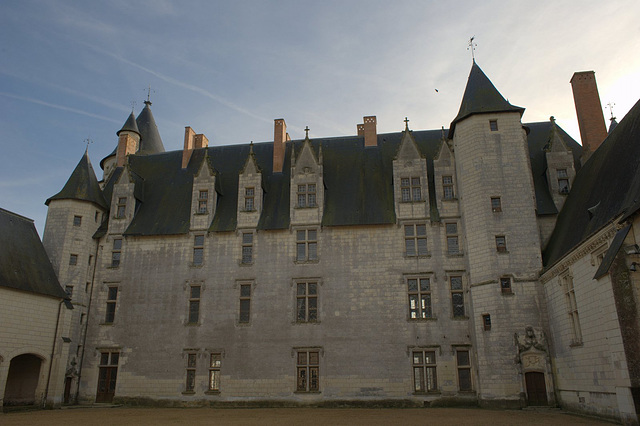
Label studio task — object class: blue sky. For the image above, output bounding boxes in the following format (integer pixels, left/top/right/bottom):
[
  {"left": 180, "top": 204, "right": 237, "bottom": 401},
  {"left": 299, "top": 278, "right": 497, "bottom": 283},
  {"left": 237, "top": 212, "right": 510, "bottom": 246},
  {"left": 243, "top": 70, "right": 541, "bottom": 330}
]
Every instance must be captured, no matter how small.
[{"left": 1, "top": 0, "right": 639, "bottom": 236}]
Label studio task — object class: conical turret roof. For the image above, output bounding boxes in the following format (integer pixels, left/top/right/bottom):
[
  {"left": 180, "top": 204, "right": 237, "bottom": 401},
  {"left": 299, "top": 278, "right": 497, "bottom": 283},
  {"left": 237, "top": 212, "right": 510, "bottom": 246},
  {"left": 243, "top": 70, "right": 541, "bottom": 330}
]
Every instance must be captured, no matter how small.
[
  {"left": 136, "top": 101, "right": 165, "bottom": 155},
  {"left": 46, "top": 150, "right": 108, "bottom": 209},
  {"left": 449, "top": 61, "right": 524, "bottom": 138},
  {"left": 117, "top": 111, "right": 140, "bottom": 136}
]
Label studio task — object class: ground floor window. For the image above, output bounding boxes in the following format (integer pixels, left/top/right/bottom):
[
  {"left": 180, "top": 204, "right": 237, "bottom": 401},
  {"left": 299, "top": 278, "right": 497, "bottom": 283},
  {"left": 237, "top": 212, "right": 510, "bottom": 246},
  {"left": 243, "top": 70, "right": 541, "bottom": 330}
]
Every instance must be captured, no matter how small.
[
  {"left": 208, "top": 353, "right": 221, "bottom": 392},
  {"left": 296, "top": 350, "right": 320, "bottom": 392},
  {"left": 456, "top": 349, "right": 472, "bottom": 391},
  {"left": 412, "top": 350, "right": 437, "bottom": 392}
]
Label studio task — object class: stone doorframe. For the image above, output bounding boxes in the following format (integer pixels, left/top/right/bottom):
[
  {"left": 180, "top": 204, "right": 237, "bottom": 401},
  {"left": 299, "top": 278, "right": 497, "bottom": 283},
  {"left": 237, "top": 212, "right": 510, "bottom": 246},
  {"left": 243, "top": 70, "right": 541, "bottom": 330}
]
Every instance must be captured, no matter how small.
[{"left": 514, "top": 326, "right": 556, "bottom": 406}]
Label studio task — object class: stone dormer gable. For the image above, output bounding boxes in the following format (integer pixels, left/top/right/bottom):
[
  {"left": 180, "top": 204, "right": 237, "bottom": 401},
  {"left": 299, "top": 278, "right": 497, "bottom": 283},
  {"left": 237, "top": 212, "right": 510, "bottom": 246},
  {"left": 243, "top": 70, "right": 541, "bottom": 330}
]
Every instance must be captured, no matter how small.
[
  {"left": 237, "top": 143, "right": 263, "bottom": 229},
  {"left": 108, "top": 162, "right": 140, "bottom": 235},
  {"left": 191, "top": 150, "right": 218, "bottom": 231},
  {"left": 392, "top": 123, "right": 429, "bottom": 220},
  {"left": 544, "top": 117, "right": 577, "bottom": 212},
  {"left": 290, "top": 135, "right": 324, "bottom": 225}
]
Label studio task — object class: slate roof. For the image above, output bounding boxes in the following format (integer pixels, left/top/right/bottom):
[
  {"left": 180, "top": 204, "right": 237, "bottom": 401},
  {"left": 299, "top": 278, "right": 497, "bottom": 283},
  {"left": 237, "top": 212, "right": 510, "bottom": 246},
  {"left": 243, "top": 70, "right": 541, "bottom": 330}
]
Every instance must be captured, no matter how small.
[
  {"left": 117, "top": 111, "right": 140, "bottom": 136},
  {"left": 543, "top": 98, "right": 640, "bottom": 268},
  {"left": 0, "top": 208, "right": 67, "bottom": 299},
  {"left": 46, "top": 150, "right": 108, "bottom": 210},
  {"left": 136, "top": 101, "right": 165, "bottom": 155},
  {"left": 449, "top": 61, "right": 525, "bottom": 138},
  {"left": 93, "top": 121, "right": 579, "bottom": 237}
]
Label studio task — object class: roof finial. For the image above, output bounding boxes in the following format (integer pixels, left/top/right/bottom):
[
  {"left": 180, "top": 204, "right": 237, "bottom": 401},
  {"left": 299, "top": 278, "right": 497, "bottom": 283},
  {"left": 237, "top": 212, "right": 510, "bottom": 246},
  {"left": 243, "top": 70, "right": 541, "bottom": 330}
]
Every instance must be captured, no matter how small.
[
  {"left": 84, "top": 137, "right": 93, "bottom": 152},
  {"left": 404, "top": 117, "right": 410, "bottom": 131},
  {"left": 249, "top": 141, "right": 254, "bottom": 154},
  {"left": 144, "top": 85, "right": 154, "bottom": 106},
  {"left": 130, "top": 100, "right": 136, "bottom": 112},
  {"left": 305, "top": 126, "right": 310, "bottom": 139},
  {"left": 467, "top": 36, "right": 477, "bottom": 62},
  {"left": 606, "top": 101, "right": 616, "bottom": 121}
]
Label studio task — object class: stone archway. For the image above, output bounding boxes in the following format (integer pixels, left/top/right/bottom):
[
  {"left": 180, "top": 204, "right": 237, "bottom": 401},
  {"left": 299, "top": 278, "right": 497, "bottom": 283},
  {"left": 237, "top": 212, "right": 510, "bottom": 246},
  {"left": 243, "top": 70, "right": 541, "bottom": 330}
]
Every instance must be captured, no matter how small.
[
  {"left": 4, "top": 354, "right": 43, "bottom": 406},
  {"left": 515, "top": 326, "right": 554, "bottom": 407}
]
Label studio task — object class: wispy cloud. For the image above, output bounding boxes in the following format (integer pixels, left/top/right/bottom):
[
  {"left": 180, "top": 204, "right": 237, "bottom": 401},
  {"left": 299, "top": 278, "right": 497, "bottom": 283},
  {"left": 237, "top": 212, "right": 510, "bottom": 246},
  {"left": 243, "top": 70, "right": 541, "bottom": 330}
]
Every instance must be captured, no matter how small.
[{"left": 0, "top": 92, "right": 121, "bottom": 124}]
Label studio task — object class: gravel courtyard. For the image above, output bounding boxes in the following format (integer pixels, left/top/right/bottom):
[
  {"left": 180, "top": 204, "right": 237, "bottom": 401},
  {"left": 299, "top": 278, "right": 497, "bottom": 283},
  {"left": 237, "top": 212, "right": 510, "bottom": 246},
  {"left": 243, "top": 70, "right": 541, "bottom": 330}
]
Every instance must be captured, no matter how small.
[{"left": 1, "top": 407, "right": 613, "bottom": 425}]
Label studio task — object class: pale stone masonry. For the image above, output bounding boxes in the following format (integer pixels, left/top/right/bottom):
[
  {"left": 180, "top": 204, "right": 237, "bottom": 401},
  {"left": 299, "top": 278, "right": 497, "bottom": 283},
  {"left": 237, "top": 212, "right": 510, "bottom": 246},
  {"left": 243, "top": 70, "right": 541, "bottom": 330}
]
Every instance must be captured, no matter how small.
[{"left": 37, "top": 60, "right": 640, "bottom": 423}]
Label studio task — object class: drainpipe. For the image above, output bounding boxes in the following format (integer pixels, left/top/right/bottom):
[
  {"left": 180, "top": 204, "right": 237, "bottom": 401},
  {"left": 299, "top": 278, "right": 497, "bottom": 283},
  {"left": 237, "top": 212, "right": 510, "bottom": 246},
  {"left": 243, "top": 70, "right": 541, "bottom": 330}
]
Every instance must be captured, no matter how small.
[{"left": 43, "top": 298, "right": 64, "bottom": 408}]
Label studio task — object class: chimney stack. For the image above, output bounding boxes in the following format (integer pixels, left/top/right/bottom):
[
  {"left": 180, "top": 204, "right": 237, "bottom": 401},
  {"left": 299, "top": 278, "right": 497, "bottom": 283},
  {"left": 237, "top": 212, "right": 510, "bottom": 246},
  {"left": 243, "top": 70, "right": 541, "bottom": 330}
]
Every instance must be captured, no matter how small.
[
  {"left": 182, "top": 126, "right": 196, "bottom": 168},
  {"left": 570, "top": 71, "right": 607, "bottom": 156},
  {"left": 194, "top": 133, "right": 209, "bottom": 149},
  {"left": 273, "top": 118, "right": 288, "bottom": 173},
  {"left": 357, "top": 124, "right": 365, "bottom": 136},
  {"left": 363, "top": 116, "right": 377, "bottom": 147},
  {"left": 116, "top": 133, "right": 139, "bottom": 167}
]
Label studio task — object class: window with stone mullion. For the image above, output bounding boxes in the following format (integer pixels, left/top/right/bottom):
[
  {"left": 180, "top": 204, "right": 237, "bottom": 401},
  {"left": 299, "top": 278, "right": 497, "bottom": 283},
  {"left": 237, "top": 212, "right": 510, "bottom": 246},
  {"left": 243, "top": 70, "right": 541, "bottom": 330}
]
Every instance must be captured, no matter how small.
[{"left": 405, "top": 224, "right": 427, "bottom": 256}]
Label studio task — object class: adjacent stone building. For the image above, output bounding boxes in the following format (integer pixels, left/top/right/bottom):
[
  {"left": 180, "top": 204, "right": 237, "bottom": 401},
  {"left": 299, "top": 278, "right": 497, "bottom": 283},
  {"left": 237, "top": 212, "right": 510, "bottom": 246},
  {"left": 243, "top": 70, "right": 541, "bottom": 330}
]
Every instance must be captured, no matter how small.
[{"left": 40, "top": 62, "right": 640, "bottom": 423}]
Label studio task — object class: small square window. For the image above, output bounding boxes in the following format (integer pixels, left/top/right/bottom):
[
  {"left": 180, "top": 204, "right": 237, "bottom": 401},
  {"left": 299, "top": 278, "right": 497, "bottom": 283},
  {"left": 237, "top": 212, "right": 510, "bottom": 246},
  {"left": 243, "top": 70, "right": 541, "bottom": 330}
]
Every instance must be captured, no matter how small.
[
  {"left": 482, "top": 314, "right": 491, "bottom": 331},
  {"left": 491, "top": 197, "right": 502, "bottom": 212},
  {"left": 69, "top": 254, "right": 78, "bottom": 266},
  {"left": 500, "top": 277, "right": 512, "bottom": 294},
  {"left": 496, "top": 236, "right": 507, "bottom": 252},
  {"left": 65, "top": 285, "right": 73, "bottom": 298},
  {"left": 489, "top": 120, "right": 498, "bottom": 131},
  {"left": 73, "top": 215, "right": 82, "bottom": 226}
]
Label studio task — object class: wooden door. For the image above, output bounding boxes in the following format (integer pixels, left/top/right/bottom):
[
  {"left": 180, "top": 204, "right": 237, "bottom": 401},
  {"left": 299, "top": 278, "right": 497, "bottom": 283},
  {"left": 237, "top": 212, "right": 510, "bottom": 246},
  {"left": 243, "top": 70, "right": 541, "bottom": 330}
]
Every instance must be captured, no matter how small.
[
  {"left": 525, "top": 372, "right": 548, "bottom": 406},
  {"left": 96, "top": 366, "right": 118, "bottom": 403}
]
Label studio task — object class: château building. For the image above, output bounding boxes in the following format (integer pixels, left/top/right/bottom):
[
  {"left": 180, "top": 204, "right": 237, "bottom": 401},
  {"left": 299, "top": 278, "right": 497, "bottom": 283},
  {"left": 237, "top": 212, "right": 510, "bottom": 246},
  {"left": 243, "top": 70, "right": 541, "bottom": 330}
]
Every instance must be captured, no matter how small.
[{"left": 4, "top": 60, "right": 639, "bottom": 424}]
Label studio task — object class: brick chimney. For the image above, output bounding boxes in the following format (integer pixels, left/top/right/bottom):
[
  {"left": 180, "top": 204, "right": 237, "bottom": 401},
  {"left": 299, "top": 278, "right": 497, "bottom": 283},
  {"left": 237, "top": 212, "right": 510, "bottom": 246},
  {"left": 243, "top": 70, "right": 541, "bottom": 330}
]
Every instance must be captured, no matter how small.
[
  {"left": 182, "top": 126, "right": 196, "bottom": 169},
  {"left": 357, "top": 124, "right": 365, "bottom": 136},
  {"left": 116, "top": 133, "right": 139, "bottom": 167},
  {"left": 570, "top": 71, "right": 607, "bottom": 156},
  {"left": 194, "top": 133, "right": 209, "bottom": 149},
  {"left": 363, "top": 116, "right": 377, "bottom": 147},
  {"left": 273, "top": 118, "right": 288, "bottom": 173}
]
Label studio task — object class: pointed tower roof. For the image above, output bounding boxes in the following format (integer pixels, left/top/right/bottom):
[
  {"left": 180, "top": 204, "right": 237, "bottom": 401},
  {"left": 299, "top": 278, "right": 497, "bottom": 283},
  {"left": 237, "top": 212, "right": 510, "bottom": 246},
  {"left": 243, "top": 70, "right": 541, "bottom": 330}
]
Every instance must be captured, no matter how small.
[
  {"left": 136, "top": 100, "right": 165, "bottom": 155},
  {"left": 449, "top": 61, "right": 524, "bottom": 138},
  {"left": 608, "top": 118, "right": 618, "bottom": 135},
  {"left": 46, "top": 150, "right": 108, "bottom": 209},
  {"left": 117, "top": 111, "right": 140, "bottom": 137}
]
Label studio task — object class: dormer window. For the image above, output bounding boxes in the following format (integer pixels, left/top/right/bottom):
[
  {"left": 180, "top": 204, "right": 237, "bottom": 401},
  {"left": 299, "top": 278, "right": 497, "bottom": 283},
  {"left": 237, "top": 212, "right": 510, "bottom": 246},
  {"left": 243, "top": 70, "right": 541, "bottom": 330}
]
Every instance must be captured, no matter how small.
[
  {"left": 558, "top": 169, "right": 570, "bottom": 194},
  {"left": 116, "top": 197, "right": 127, "bottom": 218},
  {"left": 401, "top": 178, "right": 421, "bottom": 202},
  {"left": 244, "top": 187, "right": 255, "bottom": 211},
  {"left": 198, "top": 190, "right": 209, "bottom": 214},
  {"left": 298, "top": 184, "right": 317, "bottom": 208},
  {"left": 443, "top": 176, "right": 454, "bottom": 200}
]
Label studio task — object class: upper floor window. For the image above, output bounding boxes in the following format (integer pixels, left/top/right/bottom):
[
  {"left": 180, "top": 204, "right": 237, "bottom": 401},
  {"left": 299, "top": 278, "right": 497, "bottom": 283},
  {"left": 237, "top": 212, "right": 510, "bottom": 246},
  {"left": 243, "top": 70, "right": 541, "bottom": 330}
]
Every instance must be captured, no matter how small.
[
  {"left": 198, "top": 190, "right": 209, "bottom": 214},
  {"left": 188, "top": 285, "right": 201, "bottom": 324},
  {"left": 558, "top": 169, "right": 570, "bottom": 194},
  {"left": 450, "top": 276, "right": 465, "bottom": 318},
  {"left": 244, "top": 187, "right": 255, "bottom": 211},
  {"left": 239, "top": 283, "right": 251, "bottom": 324},
  {"left": 562, "top": 273, "right": 582, "bottom": 345},
  {"left": 65, "top": 285, "right": 73, "bottom": 299},
  {"left": 500, "top": 277, "right": 512, "bottom": 294},
  {"left": 193, "top": 235, "right": 204, "bottom": 266},
  {"left": 298, "top": 184, "right": 317, "bottom": 208},
  {"left": 105, "top": 286, "right": 118, "bottom": 324},
  {"left": 495, "top": 235, "right": 507, "bottom": 253},
  {"left": 296, "top": 282, "right": 318, "bottom": 323},
  {"left": 116, "top": 197, "right": 127, "bottom": 218},
  {"left": 73, "top": 215, "right": 82, "bottom": 227},
  {"left": 405, "top": 224, "right": 427, "bottom": 256},
  {"left": 446, "top": 223, "right": 460, "bottom": 255},
  {"left": 69, "top": 254, "right": 78, "bottom": 266},
  {"left": 491, "top": 197, "right": 502, "bottom": 212},
  {"left": 111, "top": 239, "right": 122, "bottom": 268},
  {"left": 241, "top": 232, "right": 253, "bottom": 264},
  {"left": 408, "top": 277, "right": 432, "bottom": 319},
  {"left": 489, "top": 120, "right": 498, "bottom": 131},
  {"left": 296, "top": 229, "right": 318, "bottom": 261},
  {"left": 401, "top": 177, "right": 421, "bottom": 202},
  {"left": 442, "top": 176, "right": 454, "bottom": 200}
]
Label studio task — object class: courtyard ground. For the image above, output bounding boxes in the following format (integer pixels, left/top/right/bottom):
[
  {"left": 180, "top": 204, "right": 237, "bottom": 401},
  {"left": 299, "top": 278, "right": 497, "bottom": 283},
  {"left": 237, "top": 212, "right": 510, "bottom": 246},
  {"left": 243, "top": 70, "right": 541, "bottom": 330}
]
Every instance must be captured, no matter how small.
[{"left": 0, "top": 407, "right": 614, "bottom": 425}]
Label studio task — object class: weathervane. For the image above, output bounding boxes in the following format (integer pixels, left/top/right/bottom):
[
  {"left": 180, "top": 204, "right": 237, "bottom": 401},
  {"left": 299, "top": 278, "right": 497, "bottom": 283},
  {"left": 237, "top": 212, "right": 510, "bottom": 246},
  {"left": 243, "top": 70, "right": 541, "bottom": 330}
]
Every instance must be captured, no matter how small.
[
  {"left": 130, "top": 100, "right": 136, "bottom": 112},
  {"left": 84, "top": 137, "right": 93, "bottom": 151},
  {"left": 467, "top": 36, "right": 477, "bottom": 62},
  {"left": 606, "top": 101, "right": 616, "bottom": 120},
  {"left": 305, "top": 126, "right": 310, "bottom": 138},
  {"left": 145, "top": 85, "right": 155, "bottom": 105}
]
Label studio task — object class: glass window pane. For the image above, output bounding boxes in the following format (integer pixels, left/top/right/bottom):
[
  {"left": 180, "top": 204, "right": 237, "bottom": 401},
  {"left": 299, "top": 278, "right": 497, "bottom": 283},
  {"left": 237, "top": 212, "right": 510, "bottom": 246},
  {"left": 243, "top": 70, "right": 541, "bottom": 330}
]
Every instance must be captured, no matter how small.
[
  {"left": 420, "top": 278, "right": 430, "bottom": 291},
  {"left": 308, "top": 230, "right": 317, "bottom": 241},
  {"left": 308, "top": 283, "right": 317, "bottom": 294},
  {"left": 412, "top": 352, "right": 423, "bottom": 365},
  {"left": 297, "top": 230, "right": 306, "bottom": 241},
  {"left": 243, "top": 233, "right": 253, "bottom": 244},
  {"left": 411, "top": 177, "right": 420, "bottom": 186},
  {"left": 416, "top": 224, "right": 426, "bottom": 236},
  {"left": 194, "top": 235, "right": 205, "bottom": 246},
  {"left": 108, "top": 287, "right": 118, "bottom": 300},
  {"left": 407, "top": 279, "right": 418, "bottom": 292},
  {"left": 404, "top": 225, "right": 414, "bottom": 237},
  {"left": 401, "top": 188, "right": 410, "bottom": 202},
  {"left": 297, "top": 243, "right": 306, "bottom": 260},
  {"left": 457, "top": 350, "right": 470, "bottom": 366},
  {"left": 308, "top": 242, "right": 317, "bottom": 260},
  {"left": 240, "top": 285, "right": 251, "bottom": 297},
  {"left": 190, "top": 286, "right": 201, "bottom": 298},
  {"left": 297, "top": 298, "right": 306, "bottom": 321},
  {"left": 414, "top": 367, "right": 424, "bottom": 392},
  {"left": 100, "top": 353, "right": 109, "bottom": 365},
  {"left": 308, "top": 184, "right": 316, "bottom": 192},
  {"left": 417, "top": 238, "right": 427, "bottom": 255},
  {"left": 412, "top": 187, "right": 421, "bottom": 201},
  {"left": 405, "top": 239, "right": 416, "bottom": 256},
  {"left": 446, "top": 223, "right": 457, "bottom": 234},
  {"left": 113, "top": 239, "right": 122, "bottom": 250},
  {"left": 297, "top": 283, "right": 306, "bottom": 295},
  {"left": 459, "top": 368, "right": 472, "bottom": 391},
  {"left": 309, "top": 352, "right": 319, "bottom": 365},
  {"left": 401, "top": 178, "right": 409, "bottom": 186},
  {"left": 298, "top": 194, "right": 306, "bottom": 207},
  {"left": 450, "top": 276, "right": 463, "bottom": 290},
  {"left": 209, "top": 370, "right": 220, "bottom": 391},
  {"left": 187, "top": 354, "right": 196, "bottom": 367},
  {"left": 210, "top": 353, "right": 221, "bottom": 368}
]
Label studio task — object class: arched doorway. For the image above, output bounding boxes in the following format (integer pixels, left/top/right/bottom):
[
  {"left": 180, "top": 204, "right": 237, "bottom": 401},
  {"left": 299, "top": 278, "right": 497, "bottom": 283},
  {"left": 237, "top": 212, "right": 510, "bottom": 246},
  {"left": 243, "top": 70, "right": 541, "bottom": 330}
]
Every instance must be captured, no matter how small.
[{"left": 4, "top": 354, "right": 43, "bottom": 406}]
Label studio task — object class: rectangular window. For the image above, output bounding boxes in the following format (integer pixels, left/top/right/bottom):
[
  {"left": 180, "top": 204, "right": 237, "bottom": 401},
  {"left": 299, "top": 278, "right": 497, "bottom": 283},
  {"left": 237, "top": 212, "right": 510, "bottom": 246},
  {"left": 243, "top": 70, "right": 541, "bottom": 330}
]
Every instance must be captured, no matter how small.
[
  {"left": 482, "top": 314, "right": 491, "bottom": 331},
  {"left": 65, "top": 285, "right": 73, "bottom": 298},
  {"left": 404, "top": 224, "right": 427, "bottom": 256},
  {"left": 296, "top": 350, "right": 320, "bottom": 392},
  {"left": 73, "top": 215, "right": 82, "bottom": 226},
  {"left": 193, "top": 235, "right": 204, "bottom": 266},
  {"left": 185, "top": 353, "right": 196, "bottom": 392},
  {"left": 111, "top": 239, "right": 122, "bottom": 268},
  {"left": 446, "top": 223, "right": 459, "bottom": 255},
  {"left": 450, "top": 276, "right": 465, "bottom": 318},
  {"left": 408, "top": 278, "right": 432, "bottom": 319},
  {"left": 208, "top": 353, "right": 221, "bottom": 392},
  {"left": 412, "top": 350, "right": 437, "bottom": 392},
  {"left": 69, "top": 254, "right": 78, "bottom": 266},
  {"left": 105, "top": 286, "right": 118, "bottom": 324},
  {"left": 296, "top": 229, "right": 318, "bottom": 261},
  {"left": 95, "top": 211, "right": 99, "bottom": 222},
  {"left": 489, "top": 120, "right": 498, "bottom": 131},
  {"left": 491, "top": 197, "right": 502, "bottom": 212},
  {"left": 442, "top": 176, "right": 454, "bottom": 200},
  {"left": 244, "top": 187, "right": 254, "bottom": 211},
  {"left": 297, "top": 184, "right": 317, "bottom": 208},
  {"left": 239, "top": 284, "right": 251, "bottom": 323},
  {"left": 401, "top": 177, "right": 421, "bottom": 202},
  {"left": 241, "top": 232, "right": 253, "bottom": 264},
  {"left": 563, "top": 274, "right": 582, "bottom": 344},
  {"left": 116, "top": 197, "right": 127, "bottom": 218},
  {"left": 495, "top": 236, "right": 507, "bottom": 252},
  {"left": 198, "top": 190, "right": 208, "bottom": 214},
  {"left": 456, "top": 349, "right": 472, "bottom": 391},
  {"left": 188, "top": 285, "right": 201, "bottom": 324},
  {"left": 500, "top": 277, "right": 512, "bottom": 294},
  {"left": 558, "top": 169, "right": 570, "bottom": 194},
  {"left": 296, "top": 282, "right": 318, "bottom": 322}
]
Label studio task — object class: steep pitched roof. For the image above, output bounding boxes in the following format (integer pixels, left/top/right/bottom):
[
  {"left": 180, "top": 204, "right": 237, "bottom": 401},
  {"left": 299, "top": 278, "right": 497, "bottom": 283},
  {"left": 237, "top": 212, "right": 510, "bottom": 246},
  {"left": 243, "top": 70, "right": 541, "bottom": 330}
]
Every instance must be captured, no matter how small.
[
  {"left": 0, "top": 208, "right": 67, "bottom": 299},
  {"left": 136, "top": 101, "right": 165, "bottom": 155},
  {"left": 117, "top": 111, "right": 140, "bottom": 137},
  {"left": 46, "top": 150, "right": 108, "bottom": 209},
  {"left": 111, "top": 121, "right": 577, "bottom": 236},
  {"left": 544, "top": 98, "right": 640, "bottom": 268},
  {"left": 449, "top": 61, "right": 525, "bottom": 138}
]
